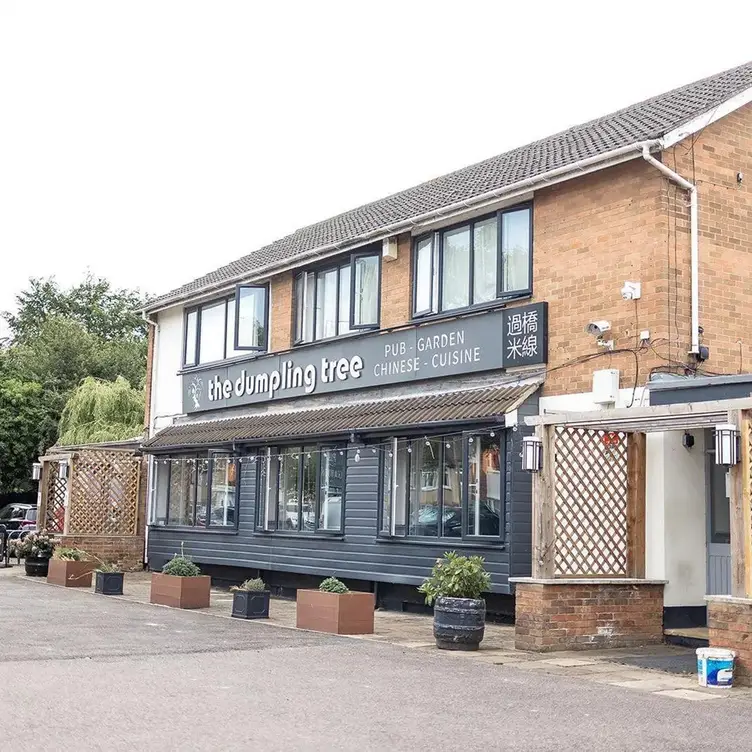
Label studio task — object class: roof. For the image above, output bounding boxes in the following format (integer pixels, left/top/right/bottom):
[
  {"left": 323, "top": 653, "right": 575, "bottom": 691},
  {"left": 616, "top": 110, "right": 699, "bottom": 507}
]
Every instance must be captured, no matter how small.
[
  {"left": 147, "top": 60, "right": 752, "bottom": 312},
  {"left": 142, "top": 381, "right": 539, "bottom": 450}
]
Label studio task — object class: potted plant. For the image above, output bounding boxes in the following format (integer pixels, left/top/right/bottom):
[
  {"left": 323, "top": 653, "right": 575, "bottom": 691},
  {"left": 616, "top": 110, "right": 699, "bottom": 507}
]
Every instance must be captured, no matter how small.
[
  {"left": 150, "top": 548, "right": 211, "bottom": 609},
  {"left": 16, "top": 531, "right": 55, "bottom": 577},
  {"left": 94, "top": 560, "right": 125, "bottom": 596},
  {"left": 231, "top": 577, "right": 271, "bottom": 619},
  {"left": 296, "top": 576, "right": 375, "bottom": 635},
  {"left": 47, "top": 547, "right": 94, "bottom": 588},
  {"left": 419, "top": 551, "right": 491, "bottom": 651}
]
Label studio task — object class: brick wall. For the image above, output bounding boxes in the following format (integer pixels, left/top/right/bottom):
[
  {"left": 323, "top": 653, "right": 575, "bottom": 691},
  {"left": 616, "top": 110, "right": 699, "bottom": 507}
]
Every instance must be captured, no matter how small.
[
  {"left": 514, "top": 580, "right": 665, "bottom": 651},
  {"left": 56, "top": 535, "right": 144, "bottom": 572},
  {"left": 707, "top": 596, "right": 752, "bottom": 686},
  {"left": 270, "top": 271, "right": 293, "bottom": 352},
  {"left": 381, "top": 232, "right": 411, "bottom": 329}
]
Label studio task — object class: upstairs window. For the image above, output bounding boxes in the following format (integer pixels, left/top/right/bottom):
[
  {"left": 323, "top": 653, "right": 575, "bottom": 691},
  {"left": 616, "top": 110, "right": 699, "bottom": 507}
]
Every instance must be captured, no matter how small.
[
  {"left": 294, "top": 249, "right": 380, "bottom": 344},
  {"left": 413, "top": 205, "right": 532, "bottom": 317},
  {"left": 183, "top": 284, "right": 269, "bottom": 367}
]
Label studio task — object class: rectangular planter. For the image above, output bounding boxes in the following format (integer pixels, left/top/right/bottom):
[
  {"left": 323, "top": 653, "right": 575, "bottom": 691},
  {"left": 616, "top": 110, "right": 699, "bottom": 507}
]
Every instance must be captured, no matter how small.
[
  {"left": 95, "top": 571, "right": 124, "bottom": 595},
  {"left": 296, "top": 590, "right": 375, "bottom": 635},
  {"left": 231, "top": 590, "right": 271, "bottom": 619},
  {"left": 150, "top": 573, "right": 211, "bottom": 609},
  {"left": 47, "top": 559, "right": 94, "bottom": 588}
]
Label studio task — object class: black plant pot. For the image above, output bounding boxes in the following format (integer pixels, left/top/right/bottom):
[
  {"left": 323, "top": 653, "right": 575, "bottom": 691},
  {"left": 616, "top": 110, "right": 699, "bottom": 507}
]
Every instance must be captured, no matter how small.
[
  {"left": 95, "top": 571, "right": 124, "bottom": 595},
  {"left": 231, "top": 589, "right": 271, "bottom": 619},
  {"left": 433, "top": 596, "right": 486, "bottom": 651},
  {"left": 24, "top": 557, "right": 50, "bottom": 577}
]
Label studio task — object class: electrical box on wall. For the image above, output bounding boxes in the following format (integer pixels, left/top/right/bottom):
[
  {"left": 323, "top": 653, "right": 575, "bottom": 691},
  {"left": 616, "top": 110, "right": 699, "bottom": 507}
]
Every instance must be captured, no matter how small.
[
  {"left": 592, "top": 369, "right": 620, "bottom": 405},
  {"left": 382, "top": 237, "right": 399, "bottom": 262}
]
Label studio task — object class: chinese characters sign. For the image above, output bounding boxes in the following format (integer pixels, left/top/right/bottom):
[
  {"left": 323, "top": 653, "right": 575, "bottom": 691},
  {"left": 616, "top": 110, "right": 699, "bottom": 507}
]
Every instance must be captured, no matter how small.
[{"left": 501, "top": 302, "right": 548, "bottom": 368}]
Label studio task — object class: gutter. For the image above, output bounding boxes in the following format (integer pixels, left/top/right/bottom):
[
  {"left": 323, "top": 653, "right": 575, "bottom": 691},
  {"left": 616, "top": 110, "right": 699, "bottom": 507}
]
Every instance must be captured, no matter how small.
[
  {"left": 641, "top": 146, "right": 700, "bottom": 355},
  {"left": 144, "top": 139, "right": 662, "bottom": 314}
]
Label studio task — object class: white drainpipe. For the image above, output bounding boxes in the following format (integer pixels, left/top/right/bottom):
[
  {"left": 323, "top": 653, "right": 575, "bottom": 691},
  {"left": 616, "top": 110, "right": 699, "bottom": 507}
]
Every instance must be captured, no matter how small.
[{"left": 641, "top": 145, "right": 700, "bottom": 355}]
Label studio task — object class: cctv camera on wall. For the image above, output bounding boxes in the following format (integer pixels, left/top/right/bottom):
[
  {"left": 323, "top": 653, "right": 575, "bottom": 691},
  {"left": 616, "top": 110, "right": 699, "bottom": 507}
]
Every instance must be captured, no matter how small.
[{"left": 585, "top": 320, "right": 611, "bottom": 337}]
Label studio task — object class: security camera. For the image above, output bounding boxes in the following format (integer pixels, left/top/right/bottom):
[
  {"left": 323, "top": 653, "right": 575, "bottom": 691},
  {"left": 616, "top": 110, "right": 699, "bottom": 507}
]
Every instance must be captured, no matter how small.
[{"left": 585, "top": 320, "right": 611, "bottom": 337}]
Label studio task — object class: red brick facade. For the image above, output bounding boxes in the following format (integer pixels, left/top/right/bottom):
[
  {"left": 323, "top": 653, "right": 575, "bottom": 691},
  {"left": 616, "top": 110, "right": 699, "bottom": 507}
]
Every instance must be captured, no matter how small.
[
  {"left": 514, "top": 580, "right": 665, "bottom": 652},
  {"left": 55, "top": 535, "right": 144, "bottom": 572},
  {"left": 707, "top": 596, "right": 752, "bottom": 686}
]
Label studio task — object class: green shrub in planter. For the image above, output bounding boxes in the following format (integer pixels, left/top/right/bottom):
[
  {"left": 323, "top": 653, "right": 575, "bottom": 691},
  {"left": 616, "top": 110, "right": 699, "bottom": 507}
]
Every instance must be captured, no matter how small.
[
  {"left": 418, "top": 551, "right": 491, "bottom": 604},
  {"left": 54, "top": 547, "right": 88, "bottom": 562},
  {"left": 231, "top": 577, "right": 270, "bottom": 619},
  {"left": 162, "top": 555, "right": 202, "bottom": 577},
  {"left": 319, "top": 576, "right": 349, "bottom": 594}
]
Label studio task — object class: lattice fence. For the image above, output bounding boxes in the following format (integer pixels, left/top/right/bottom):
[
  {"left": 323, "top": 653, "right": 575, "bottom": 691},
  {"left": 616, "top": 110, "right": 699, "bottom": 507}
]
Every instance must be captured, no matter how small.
[
  {"left": 43, "top": 461, "right": 68, "bottom": 533},
  {"left": 68, "top": 450, "right": 141, "bottom": 535},
  {"left": 553, "top": 426, "right": 629, "bottom": 577}
]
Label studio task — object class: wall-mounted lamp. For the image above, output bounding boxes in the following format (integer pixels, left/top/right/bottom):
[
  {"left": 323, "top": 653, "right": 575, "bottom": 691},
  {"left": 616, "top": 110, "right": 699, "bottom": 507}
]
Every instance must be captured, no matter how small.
[
  {"left": 32, "top": 463, "right": 42, "bottom": 481},
  {"left": 522, "top": 435, "right": 543, "bottom": 472},
  {"left": 715, "top": 424, "right": 740, "bottom": 466},
  {"left": 58, "top": 461, "right": 69, "bottom": 480}
]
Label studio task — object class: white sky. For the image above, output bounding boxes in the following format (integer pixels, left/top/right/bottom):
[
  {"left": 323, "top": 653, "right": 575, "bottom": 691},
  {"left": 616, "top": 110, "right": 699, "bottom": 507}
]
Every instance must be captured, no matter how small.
[{"left": 1, "top": 1, "right": 750, "bottom": 336}]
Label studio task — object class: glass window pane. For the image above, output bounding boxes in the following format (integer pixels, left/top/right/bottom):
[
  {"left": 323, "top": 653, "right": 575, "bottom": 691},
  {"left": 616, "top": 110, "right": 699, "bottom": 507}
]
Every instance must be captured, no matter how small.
[
  {"left": 184, "top": 311, "right": 198, "bottom": 366},
  {"left": 319, "top": 447, "right": 345, "bottom": 531},
  {"left": 315, "top": 269, "right": 338, "bottom": 340},
  {"left": 468, "top": 435, "right": 501, "bottom": 537},
  {"left": 294, "top": 274, "right": 305, "bottom": 342},
  {"left": 338, "top": 264, "right": 352, "bottom": 335},
  {"left": 168, "top": 458, "right": 196, "bottom": 526},
  {"left": 441, "top": 226, "right": 470, "bottom": 310},
  {"left": 353, "top": 255, "right": 379, "bottom": 327},
  {"left": 210, "top": 456, "right": 237, "bottom": 527},
  {"left": 473, "top": 218, "right": 498, "bottom": 304},
  {"left": 262, "top": 450, "right": 278, "bottom": 530},
  {"left": 225, "top": 299, "right": 240, "bottom": 358},
  {"left": 196, "top": 458, "right": 209, "bottom": 526},
  {"left": 415, "top": 238, "right": 433, "bottom": 314},
  {"left": 710, "top": 460, "right": 731, "bottom": 544},
  {"left": 277, "top": 450, "right": 300, "bottom": 531},
  {"left": 301, "top": 446, "right": 317, "bottom": 531},
  {"left": 380, "top": 445, "right": 393, "bottom": 535},
  {"left": 501, "top": 208, "right": 531, "bottom": 293},
  {"left": 409, "top": 438, "right": 440, "bottom": 536},
  {"left": 237, "top": 286, "right": 267, "bottom": 350},
  {"left": 442, "top": 437, "right": 463, "bottom": 538},
  {"left": 198, "top": 301, "right": 226, "bottom": 364},
  {"left": 153, "top": 459, "right": 170, "bottom": 525}
]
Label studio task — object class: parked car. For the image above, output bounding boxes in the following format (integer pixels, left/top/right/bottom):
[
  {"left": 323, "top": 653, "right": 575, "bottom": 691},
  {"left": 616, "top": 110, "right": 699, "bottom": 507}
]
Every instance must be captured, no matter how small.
[{"left": 0, "top": 503, "right": 37, "bottom": 532}]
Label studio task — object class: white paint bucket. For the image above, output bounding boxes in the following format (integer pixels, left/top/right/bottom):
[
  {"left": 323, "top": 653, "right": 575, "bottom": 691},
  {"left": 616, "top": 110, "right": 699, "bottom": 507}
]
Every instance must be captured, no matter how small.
[{"left": 697, "top": 647, "right": 735, "bottom": 688}]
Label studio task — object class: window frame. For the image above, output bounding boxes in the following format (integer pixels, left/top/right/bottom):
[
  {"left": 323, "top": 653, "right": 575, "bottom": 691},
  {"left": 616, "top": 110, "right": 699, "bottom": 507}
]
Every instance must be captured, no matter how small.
[
  {"left": 151, "top": 451, "right": 243, "bottom": 531},
  {"left": 255, "top": 444, "right": 347, "bottom": 535},
  {"left": 411, "top": 203, "right": 533, "bottom": 319},
  {"left": 293, "top": 249, "right": 381, "bottom": 345},
  {"left": 376, "top": 433, "right": 505, "bottom": 544},
  {"left": 233, "top": 283, "right": 270, "bottom": 352}
]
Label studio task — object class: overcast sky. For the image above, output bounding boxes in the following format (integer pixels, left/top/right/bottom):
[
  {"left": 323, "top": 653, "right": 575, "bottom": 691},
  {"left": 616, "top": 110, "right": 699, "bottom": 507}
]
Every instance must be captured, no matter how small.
[{"left": 1, "top": 1, "right": 750, "bottom": 336}]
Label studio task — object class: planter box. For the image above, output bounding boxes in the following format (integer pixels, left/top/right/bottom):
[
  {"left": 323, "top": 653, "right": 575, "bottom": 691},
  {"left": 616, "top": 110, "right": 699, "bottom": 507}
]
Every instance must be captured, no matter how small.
[
  {"left": 95, "top": 571, "right": 124, "bottom": 595},
  {"left": 150, "top": 573, "right": 211, "bottom": 609},
  {"left": 47, "top": 559, "right": 94, "bottom": 588},
  {"left": 24, "top": 557, "right": 50, "bottom": 577},
  {"left": 231, "top": 590, "right": 271, "bottom": 619},
  {"left": 296, "top": 590, "right": 375, "bottom": 635}
]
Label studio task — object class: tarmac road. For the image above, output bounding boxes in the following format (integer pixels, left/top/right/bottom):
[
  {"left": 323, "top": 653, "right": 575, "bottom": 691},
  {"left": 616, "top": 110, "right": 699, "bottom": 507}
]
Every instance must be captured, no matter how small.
[{"left": 0, "top": 576, "right": 748, "bottom": 751}]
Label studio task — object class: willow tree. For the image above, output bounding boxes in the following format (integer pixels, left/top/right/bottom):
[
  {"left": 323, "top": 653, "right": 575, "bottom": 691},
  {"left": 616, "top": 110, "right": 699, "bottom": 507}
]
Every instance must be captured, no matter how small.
[{"left": 58, "top": 376, "right": 144, "bottom": 446}]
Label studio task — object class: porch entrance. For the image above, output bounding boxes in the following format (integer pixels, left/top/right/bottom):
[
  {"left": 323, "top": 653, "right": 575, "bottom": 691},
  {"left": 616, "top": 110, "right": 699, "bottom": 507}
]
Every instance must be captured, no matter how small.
[{"left": 706, "top": 430, "right": 731, "bottom": 595}]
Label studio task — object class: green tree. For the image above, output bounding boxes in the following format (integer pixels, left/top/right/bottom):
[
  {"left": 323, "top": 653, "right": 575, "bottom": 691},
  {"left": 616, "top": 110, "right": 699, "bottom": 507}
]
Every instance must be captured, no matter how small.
[
  {"left": 58, "top": 377, "right": 145, "bottom": 446},
  {"left": 0, "top": 378, "right": 48, "bottom": 492}
]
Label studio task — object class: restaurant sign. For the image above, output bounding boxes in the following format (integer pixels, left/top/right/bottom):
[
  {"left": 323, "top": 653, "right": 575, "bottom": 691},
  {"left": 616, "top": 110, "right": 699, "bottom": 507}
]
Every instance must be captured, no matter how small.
[{"left": 182, "top": 302, "right": 547, "bottom": 413}]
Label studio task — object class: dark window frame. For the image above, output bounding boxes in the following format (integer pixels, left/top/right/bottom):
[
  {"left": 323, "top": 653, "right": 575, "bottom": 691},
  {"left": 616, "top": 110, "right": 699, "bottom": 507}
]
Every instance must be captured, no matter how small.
[
  {"left": 153, "top": 451, "right": 243, "bottom": 531},
  {"left": 376, "top": 433, "right": 505, "bottom": 544},
  {"left": 233, "top": 283, "right": 270, "bottom": 352},
  {"left": 293, "top": 249, "right": 382, "bottom": 345},
  {"left": 255, "top": 444, "right": 347, "bottom": 534},
  {"left": 411, "top": 203, "right": 533, "bottom": 319}
]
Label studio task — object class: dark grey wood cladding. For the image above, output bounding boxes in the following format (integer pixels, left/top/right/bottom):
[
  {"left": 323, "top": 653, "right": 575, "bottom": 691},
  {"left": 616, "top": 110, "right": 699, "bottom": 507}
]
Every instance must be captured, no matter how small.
[{"left": 148, "top": 394, "right": 537, "bottom": 593}]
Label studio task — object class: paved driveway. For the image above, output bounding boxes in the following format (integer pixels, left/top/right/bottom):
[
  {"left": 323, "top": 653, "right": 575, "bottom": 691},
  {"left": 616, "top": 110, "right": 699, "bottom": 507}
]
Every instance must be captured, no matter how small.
[{"left": 1, "top": 576, "right": 750, "bottom": 751}]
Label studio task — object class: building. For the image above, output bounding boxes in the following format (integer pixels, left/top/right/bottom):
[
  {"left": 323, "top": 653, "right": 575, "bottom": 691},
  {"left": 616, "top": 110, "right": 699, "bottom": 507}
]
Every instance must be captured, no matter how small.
[{"left": 142, "top": 61, "right": 752, "bottom": 624}]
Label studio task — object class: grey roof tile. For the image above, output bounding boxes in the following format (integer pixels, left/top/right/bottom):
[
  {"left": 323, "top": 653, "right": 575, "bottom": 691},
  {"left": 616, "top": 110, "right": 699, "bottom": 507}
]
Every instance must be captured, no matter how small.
[{"left": 147, "top": 61, "right": 752, "bottom": 310}]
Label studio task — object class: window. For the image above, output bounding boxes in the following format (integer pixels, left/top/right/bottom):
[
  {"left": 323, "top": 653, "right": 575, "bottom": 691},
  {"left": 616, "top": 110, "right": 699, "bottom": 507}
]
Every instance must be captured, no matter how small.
[
  {"left": 183, "top": 285, "right": 269, "bottom": 367},
  {"left": 294, "top": 249, "right": 380, "bottom": 344},
  {"left": 257, "top": 445, "right": 346, "bottom": 533},
  {"left": 150, "top": 453, "right": 240, "bottom": 529},
  {"left": 413, "top": 205, "right": 532, "bottom": 317},
  {"left": 379, "top": 433, "right": 503, "bottom": 540}
]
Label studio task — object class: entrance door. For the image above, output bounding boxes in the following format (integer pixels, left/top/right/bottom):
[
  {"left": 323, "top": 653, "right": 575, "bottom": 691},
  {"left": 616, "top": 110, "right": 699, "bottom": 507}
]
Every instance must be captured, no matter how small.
[{"left": 706, "top": 432, "right": 732, "bottom": 595}]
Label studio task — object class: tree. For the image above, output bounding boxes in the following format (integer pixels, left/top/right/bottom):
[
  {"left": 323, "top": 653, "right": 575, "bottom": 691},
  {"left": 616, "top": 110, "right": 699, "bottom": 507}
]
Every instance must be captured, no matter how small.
[
  {"left": 0, "top": 378, "right": 49, "bottom": 492},
  {"left": 58, "top": 377, "right": 145, "bottom": 446}
]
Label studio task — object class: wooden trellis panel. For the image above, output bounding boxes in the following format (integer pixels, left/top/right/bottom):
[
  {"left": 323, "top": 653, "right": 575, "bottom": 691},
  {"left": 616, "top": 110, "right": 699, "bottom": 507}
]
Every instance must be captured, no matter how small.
[
  {"left": 553, "top": 427, "right": 629, "bottom": 577},
  {"left": 43, "top": 461, "right": 68, "bottom": 533},
  {"left": 68, "top": 450, "right": 140, "bottom": 536}
]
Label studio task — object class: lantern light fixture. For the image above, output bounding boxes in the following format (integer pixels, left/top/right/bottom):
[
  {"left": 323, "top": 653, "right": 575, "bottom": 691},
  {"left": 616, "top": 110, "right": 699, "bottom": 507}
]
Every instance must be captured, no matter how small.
[
  {"left": 32, "top": 462, "right": 42, "bottom": 481},
  {"left": 522, "top": 435, "right": 543, "bottom": 472},
  {"left": 58, "top": 461, "right": 69, "bottom": 480},
  {"left": 715, "top": 423, "right": 740, "bottom": 466}
]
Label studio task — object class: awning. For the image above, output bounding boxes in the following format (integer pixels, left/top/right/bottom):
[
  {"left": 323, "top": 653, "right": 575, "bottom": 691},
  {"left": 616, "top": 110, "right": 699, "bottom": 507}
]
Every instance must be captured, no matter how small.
[{"left": 143, "top": 380, "right": 540, "bottom": 451}]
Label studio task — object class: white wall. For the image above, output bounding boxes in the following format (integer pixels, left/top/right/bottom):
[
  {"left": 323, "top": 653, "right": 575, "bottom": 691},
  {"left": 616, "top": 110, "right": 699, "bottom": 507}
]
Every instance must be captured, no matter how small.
[{"left": 149, "top": 305, "right": 185, "bottom": 434}]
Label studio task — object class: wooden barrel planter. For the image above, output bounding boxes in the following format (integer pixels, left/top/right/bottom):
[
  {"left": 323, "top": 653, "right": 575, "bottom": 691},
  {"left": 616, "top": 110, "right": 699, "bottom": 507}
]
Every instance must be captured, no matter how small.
[
  {"left": 433, "top": 596, "right": 486, "bottom": 651},
  {"left": 24, "top": 557, "right": 50, "bottom": 577}
]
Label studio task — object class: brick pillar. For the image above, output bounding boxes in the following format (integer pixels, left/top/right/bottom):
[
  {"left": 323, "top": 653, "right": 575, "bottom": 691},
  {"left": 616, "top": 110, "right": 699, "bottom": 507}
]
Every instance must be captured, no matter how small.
[
  {"left": 707, "top": 596, "right": 752, "bottom": 686},
  {"left": 512, "top": 578, "right": 665, "bottom": 652}
]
